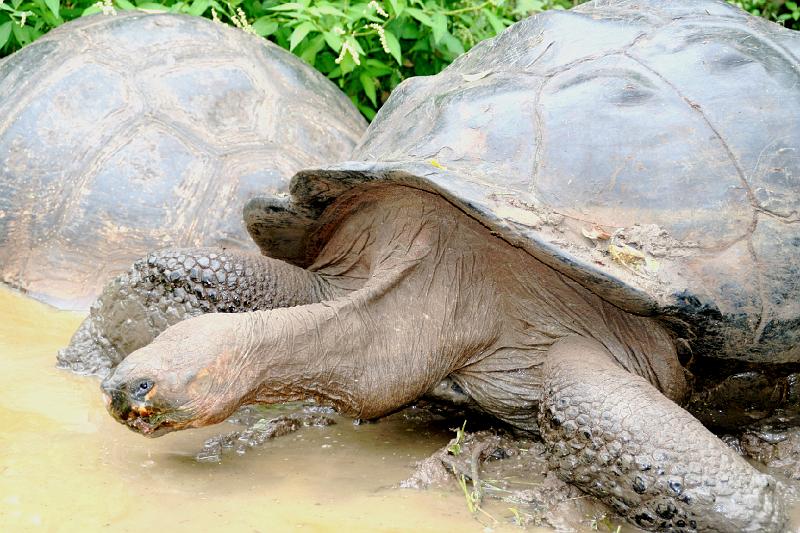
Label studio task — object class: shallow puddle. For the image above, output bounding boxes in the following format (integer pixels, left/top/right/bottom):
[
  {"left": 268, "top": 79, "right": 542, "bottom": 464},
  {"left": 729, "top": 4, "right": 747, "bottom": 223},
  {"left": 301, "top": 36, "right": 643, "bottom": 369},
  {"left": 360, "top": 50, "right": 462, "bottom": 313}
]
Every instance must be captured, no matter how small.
[
  {"left": 0, "top": 287, "right": 558, "bottom": 532},
  {"left": 1, "top": 285, "right": 798, "bottom": 532}
]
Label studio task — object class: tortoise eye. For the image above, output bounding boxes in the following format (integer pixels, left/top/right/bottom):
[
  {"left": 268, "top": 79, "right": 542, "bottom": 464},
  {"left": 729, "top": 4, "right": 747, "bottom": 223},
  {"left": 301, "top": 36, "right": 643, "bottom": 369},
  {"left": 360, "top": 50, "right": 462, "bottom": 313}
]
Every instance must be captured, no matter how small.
[{"left": 131, "top": 379, "right": 154, "bottom": 399}]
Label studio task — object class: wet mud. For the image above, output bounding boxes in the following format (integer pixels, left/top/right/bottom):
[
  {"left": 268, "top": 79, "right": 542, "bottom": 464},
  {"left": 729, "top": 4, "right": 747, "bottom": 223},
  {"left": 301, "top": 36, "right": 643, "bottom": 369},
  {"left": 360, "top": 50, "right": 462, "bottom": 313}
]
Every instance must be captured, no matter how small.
[{"left": 2, "top": 285, "right": 800, "bottom": 532}]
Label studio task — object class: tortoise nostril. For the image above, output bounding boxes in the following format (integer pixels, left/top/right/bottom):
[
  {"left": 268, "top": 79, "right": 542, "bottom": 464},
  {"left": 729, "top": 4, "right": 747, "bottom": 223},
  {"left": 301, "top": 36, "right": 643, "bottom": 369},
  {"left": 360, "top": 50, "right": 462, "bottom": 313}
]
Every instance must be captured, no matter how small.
[{"left": 104, "top": 388, "right": 130, "bottom": 417}]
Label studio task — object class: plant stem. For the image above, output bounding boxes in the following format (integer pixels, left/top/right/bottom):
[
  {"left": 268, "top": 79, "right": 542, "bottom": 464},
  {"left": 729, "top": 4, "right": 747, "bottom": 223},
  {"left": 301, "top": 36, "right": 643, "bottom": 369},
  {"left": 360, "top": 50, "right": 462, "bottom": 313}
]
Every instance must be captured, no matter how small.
[{"left": 443, "top": 1, "right": 491, "bottom": 16}]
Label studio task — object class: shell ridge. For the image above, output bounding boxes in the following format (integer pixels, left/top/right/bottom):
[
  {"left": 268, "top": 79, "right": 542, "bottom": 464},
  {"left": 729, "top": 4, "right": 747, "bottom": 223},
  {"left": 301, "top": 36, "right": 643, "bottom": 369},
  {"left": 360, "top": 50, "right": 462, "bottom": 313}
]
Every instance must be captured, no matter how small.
[
  {"left": 141, "top": 112, "right": 221, "bottom": 158},
  {"left": 0, "top": 42, "right": 75, "bottom": 134},
  {"left": 528, "top": 26, "right": 654, "bottom": 198},
  {"left": 667, "top": 19, "right": 800, "bottom": 73},
  {"left": 622, "top": 50, "right": 759, "bottom": 212},
  {"left": 621, "top": 45, "right": 790, "bottom": 350},
  {"left": 50, "top": 117, "right": 147, "bottom": 241}
]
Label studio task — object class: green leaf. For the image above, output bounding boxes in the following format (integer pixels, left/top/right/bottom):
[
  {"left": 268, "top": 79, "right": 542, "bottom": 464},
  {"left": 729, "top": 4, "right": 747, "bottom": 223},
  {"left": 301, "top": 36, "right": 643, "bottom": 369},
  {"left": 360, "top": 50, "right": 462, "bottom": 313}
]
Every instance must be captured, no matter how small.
[
  {"left": 11, "top": 22, "right": 29, "bottom": 46},
  {"left": 441, "top": 32, "right": 465, "bottom": 57},
  {"left": 485, "top": 10, "right": 505, "bottom": 35},
  {"left": 290, "top": 21, "right": 315, "bottom": 51},
  {"left": 383, "top": 28, "right": 401, "bottom": 64},
  {"left": 299, "top": 33, "right": 325, "bottom": 65},
  {"left": 356, "top": 102, "right": 376, "bottom": 121},
  {"left": 44, "top": 0, "right": 59, "bottom": 19},
  {"left": 788, "top": 2, "right": 798, "bottom": 10},
  {"left": 344, "top": 3, "right": 367, "bottom": 20},
  {"left": 513, "top": 0, "right": 544, "bottom": 15},
  {"left": 328, "top": 65, "right": 343, "bottom": 79},
  {"left": 393, "top": 20, "right": 419, "bottom": 39},
  {"left": 314, "top": 51, "right": 337, "bottom": 73},
  {"left": 322, "top": 30, "right": 342, "bottom": 51},
  {"left": 410, "top": 37, "right": 430, "bottom": 53},
  {"left": 348, "top": 35, "right": 365, "bottom": 55},
  {"left": 268, "top": 3, "right": 303, "bottom": 11},
  {"left": 116, "top": 0, "right": 136, "bottom": 10},
  {"left": 135, "top": 3, "right": 169, "bottom": 11},
  {"left": 253, "top": 17, "right": 278, "bottom": 37},
  {"left": 338, "top": 51, "right": 356, "bottom": 74},
  {"left": 359, "top": 72, "right": 377, "bottom": 106},
  {"left": 0, "top": 22, "right": 12, "bottom": 49},
  {"left": 186, "top": 0, "right": 209, "bottom": 17},
  {"left": 406, "top": 7, "right": 433, "bottom": 27},
  {"left": 313, "top": 4, "right": 345, "bottom": 17},
  {"left": 81, "top": 4, "right": 102, "bottom": 15},
  {"left": 431, "top": 12, "right": 447, "bottom": 44},
  {"left": 364, "top": 58, "right": 393, "bottom": 76},
  {"left": 387, "top": 0, "right": 404, "bottom": 16},
  {"left": 29, "top": 27, "right": 44, "bottom": 41}
]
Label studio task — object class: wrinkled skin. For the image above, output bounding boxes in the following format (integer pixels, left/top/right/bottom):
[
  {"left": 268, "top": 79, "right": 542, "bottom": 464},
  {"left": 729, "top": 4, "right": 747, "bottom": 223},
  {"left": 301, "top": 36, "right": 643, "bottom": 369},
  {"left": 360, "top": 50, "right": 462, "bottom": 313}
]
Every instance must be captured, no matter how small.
[{"left": 89, "top": 186, "right": 786, "bottom": 532}]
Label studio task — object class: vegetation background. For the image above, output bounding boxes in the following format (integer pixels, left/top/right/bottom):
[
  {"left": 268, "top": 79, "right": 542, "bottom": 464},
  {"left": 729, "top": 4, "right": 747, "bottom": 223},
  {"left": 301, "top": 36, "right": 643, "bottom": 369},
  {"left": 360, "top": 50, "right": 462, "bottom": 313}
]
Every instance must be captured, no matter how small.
[{"left": 2, "top": 0, "right": 798, "bottom": 118}]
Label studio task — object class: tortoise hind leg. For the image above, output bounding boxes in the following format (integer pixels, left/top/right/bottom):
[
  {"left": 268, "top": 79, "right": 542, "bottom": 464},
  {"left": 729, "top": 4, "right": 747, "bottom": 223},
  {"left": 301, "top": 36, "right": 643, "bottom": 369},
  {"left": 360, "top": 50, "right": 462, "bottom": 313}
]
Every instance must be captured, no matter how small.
[
  {"left": 538, "top": 336, "right": 785, "bottom": 532},
  {"left": 57, "top": 248, "right": 335, "bottom": 376}
]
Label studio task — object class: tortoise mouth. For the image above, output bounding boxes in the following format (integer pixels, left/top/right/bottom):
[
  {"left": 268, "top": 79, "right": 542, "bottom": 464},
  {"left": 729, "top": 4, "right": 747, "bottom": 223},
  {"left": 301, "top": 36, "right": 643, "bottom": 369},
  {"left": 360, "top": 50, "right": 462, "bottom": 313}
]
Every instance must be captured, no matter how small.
[
  {"left": 123, "top": 406, "right": 174, "bottom": 437},
  {"left": 102, "top": 389, "right": 175, "bottom": 438}
]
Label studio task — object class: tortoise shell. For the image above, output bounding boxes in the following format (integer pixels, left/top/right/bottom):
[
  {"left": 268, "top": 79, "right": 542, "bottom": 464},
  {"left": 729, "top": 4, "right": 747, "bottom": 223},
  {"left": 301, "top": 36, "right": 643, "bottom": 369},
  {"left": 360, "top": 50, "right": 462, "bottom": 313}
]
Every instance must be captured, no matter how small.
[
  {"left": 246, "top": 0, "right": 800, "bottom": 363},
  {"left": 0, "top": 12, "right": 366, "bottom": 309}
]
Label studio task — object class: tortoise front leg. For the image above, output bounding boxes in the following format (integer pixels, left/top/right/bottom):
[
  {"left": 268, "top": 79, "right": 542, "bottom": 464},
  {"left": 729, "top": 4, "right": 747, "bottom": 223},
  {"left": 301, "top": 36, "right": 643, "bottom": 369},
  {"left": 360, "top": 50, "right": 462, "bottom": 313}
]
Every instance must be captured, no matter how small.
[
  {"left": 538, "top": 336, "right": 786, "bottom": 532},
  {"left": 58, "top": 248, "right": 336, "bottom": 376}
]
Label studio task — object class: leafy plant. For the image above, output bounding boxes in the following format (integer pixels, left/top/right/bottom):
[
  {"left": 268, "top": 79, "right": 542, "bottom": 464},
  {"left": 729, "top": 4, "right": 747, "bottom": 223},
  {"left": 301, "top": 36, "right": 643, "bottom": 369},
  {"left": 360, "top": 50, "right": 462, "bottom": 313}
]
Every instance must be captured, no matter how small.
[
  {"left": 0, "top": 0, "right": 797, "bottom": 119},
  {"left": 203, "top": 0, "right": 582, "bottom": 118},
  {"left": 731, "top": 0, "right": 800, "bottom": 25},
  {"left": 446, "top": 419, "right": 467, "bottom": 455}
]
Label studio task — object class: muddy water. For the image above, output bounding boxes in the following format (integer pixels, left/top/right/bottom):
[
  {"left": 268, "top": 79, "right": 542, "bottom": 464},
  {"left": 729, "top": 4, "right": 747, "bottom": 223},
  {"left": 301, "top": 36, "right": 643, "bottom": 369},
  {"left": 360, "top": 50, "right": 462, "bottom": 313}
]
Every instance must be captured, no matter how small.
[
  {"left": 2, "top": 286, "right": 798, "bottom": 533},
  {"left": 0, "top": 287, "right": 558, "bottom": 532}
]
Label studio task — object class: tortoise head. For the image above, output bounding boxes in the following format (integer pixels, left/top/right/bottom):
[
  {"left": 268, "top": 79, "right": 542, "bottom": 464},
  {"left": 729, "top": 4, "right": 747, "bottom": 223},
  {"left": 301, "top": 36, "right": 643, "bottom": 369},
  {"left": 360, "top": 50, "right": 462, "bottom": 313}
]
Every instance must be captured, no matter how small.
[{"left": 100, "top": 314, "right": 252, "bottom": 437}]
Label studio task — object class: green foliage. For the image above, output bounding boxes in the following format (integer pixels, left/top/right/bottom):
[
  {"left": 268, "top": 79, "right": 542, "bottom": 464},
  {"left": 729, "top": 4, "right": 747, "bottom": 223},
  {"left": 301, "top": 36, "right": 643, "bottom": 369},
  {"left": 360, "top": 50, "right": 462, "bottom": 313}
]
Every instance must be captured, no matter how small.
[
  {"left": 206, "top": 0, "right": 582, "bottom": 118},
  {"left": 446, "top": 419, "right": 467, "bottom": 455},
  {"left": 731, "top": 0, "right": 800, "bottom": 26},
  {"left": 0, "top": 0, "right": 797, "bottom": 118},
  {"left": 225, "top": 0, "right": 481, "bottom": 118}
]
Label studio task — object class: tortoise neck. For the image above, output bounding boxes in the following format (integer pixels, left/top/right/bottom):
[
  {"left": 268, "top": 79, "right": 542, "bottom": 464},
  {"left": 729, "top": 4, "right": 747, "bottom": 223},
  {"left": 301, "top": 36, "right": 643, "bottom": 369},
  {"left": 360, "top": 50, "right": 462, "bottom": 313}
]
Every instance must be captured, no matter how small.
[
  {"left": 243, "top": 304, "right": 371, "bottom": 415},
  {"left": 239, "top": 187, "right": 515, "bottom": 418},
  {"left": 237, "top": 185, "right": 687, "bottom": 422}
]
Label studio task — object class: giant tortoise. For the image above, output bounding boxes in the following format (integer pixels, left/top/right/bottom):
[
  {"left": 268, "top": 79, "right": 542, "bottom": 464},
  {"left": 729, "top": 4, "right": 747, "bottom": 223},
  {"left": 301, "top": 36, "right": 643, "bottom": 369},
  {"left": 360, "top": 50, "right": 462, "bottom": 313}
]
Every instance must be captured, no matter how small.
[
  {"left": 0, "top": 11, "right": 365, "bottom": 310},
  {"left": 73, "top": 0, "right": 799, "bottom": 531}
]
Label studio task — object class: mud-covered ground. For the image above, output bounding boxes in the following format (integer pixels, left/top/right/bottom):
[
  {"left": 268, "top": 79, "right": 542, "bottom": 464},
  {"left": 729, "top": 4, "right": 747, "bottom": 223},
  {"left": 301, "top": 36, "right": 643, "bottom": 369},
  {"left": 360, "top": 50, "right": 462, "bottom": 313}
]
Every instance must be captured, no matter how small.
[
  {"left": 194, "top": 399, "right": 631, "bottom": 532},
  {"left": 202, "top": 399, "right": 800, "bottom": 532},
  {"left": 3, "top": 285, "right": 800, "bottom": 532}
]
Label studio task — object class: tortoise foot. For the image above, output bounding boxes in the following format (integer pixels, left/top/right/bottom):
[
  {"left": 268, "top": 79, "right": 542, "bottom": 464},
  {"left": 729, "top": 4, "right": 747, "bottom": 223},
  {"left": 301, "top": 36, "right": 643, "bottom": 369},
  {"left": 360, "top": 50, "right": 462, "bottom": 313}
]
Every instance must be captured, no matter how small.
[{"left": 539, "top": 336, "right": 786, "bottom": 532}]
